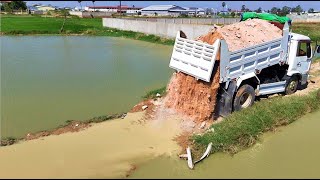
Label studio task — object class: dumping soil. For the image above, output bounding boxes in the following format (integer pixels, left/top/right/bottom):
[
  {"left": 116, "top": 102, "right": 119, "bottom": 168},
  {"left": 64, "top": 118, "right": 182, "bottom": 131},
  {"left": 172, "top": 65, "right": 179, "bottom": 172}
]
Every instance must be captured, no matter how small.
[{"left": 164, "top": 19, "right": 283, "bottom": 122}]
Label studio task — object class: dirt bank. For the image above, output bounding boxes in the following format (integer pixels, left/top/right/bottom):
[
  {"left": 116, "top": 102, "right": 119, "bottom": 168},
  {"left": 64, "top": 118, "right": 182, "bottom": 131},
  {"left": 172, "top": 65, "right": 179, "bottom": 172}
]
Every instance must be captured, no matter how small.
[
  {"left": 1, "top": 114, "right": 125, "bottom": 146},
  {"left": 294, "top": 61, "right": 320, "bottom": 96}
]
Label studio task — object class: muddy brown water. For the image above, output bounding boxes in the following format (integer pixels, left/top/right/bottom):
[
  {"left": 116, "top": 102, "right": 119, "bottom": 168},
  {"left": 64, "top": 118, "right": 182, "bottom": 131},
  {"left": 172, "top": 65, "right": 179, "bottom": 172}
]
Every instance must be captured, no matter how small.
[
  {"left": 129, "top": 110, "right": 320, "bottom": 179},
  {"left": 1, "top": 36, "right": 173, "bottom": 138},
  {"left": 0, "top": 112, "right": 183, "bottom": 178}
]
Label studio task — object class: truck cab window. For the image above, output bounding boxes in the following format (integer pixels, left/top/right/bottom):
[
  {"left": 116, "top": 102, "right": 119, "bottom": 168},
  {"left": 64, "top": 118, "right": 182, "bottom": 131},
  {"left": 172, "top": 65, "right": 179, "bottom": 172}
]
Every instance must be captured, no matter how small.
[{"left": 297, "top": 41, "right": 311, "bottom": 58}]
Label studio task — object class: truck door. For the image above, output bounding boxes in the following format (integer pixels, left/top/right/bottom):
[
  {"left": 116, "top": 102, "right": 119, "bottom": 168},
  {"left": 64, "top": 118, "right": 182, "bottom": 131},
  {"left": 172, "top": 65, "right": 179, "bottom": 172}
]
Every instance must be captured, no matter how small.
[{"left": 295, "top": 41, "right": 312, "bottom": 75}]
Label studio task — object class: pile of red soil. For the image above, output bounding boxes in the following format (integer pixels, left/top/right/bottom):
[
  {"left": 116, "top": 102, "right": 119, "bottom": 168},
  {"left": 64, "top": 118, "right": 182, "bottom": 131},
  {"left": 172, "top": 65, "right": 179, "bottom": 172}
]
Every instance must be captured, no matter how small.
[{"left": 164, "top": 19, "right": 283, "bottom": 122}]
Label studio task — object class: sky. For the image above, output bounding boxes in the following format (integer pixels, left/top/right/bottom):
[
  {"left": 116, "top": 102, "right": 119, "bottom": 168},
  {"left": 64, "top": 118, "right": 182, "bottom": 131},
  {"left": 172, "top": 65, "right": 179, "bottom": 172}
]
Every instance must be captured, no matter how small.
[{"left": 26, "top": 1, "right": 319, "bottom": 11}]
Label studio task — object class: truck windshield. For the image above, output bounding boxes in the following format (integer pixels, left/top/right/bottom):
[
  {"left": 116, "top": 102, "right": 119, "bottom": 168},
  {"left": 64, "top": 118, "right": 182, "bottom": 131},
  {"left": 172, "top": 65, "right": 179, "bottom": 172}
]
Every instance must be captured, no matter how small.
[{"left": 297, "top": 41, "right": 311, "bottom": 58}]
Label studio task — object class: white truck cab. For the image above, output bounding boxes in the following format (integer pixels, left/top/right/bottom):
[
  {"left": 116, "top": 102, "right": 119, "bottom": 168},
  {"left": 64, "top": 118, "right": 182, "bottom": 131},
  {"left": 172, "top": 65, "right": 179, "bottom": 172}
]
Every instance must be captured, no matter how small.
[
  {"left": 287, "top": 33, "right": 313, "bottom": 86},
  {"left": 168, "top": 21, "right": 320, "bottom": 117}
]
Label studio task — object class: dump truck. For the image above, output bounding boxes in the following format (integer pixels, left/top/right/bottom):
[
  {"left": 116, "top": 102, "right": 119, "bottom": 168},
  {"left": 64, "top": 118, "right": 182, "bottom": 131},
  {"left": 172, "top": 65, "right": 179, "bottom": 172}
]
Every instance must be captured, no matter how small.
[{"left": 168, "top": 22, "right": 320, "bottom": 117}]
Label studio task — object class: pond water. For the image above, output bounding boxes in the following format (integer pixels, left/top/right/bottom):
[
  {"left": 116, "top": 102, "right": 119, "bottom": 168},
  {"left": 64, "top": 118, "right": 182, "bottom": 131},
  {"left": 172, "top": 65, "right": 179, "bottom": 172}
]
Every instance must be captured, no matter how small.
[
  {"left": 1, "top": 36, "right": 173, "bottom": 138},
  {"left": 130, "top": 110, "right": 320, "bottom": 179}
]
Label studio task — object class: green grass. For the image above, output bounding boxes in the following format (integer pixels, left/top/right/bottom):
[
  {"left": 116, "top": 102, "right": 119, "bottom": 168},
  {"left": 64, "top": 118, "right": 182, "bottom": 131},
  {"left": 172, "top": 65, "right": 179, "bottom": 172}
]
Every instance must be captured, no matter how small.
[
  {"left": 291, "top": 23, "right": 320, "bottom": 41},
  {"left": 0, "top": 137, "right": 18, "bottom": 146},
  {"left": 1, "top": 15, "right": 102, "bottom": 34},
  {"left": 142, "top": 86, "right": 167, "bottom": 100},
  {"left": 0, "top": 15, "right": 174, "bottom": 45},
  {"left": 84, "top": 113, "right": 125, "bottom": 123},
  {"left": 192, "top": 89, "right": 320, "bottom": 156},
  {"left": 292, "top": 23, "right": 320, "bottom": 63}
]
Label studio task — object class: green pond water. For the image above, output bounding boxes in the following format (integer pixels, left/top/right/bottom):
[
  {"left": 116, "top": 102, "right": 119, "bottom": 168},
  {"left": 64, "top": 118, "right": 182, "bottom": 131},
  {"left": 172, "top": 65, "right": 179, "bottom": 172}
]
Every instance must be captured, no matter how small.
[
  {"left": 130, "top": 110, "right": 320, "bottom": 179},
  {"left": 1, "top": 36, "right": 173, "bottom": 138}
]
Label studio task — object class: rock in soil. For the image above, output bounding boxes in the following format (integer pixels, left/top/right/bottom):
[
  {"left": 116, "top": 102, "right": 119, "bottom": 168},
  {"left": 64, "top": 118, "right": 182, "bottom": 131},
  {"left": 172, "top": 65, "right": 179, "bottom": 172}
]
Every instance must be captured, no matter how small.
[{"left": 142, "top": 105, "right": 148, "bottom": 110}]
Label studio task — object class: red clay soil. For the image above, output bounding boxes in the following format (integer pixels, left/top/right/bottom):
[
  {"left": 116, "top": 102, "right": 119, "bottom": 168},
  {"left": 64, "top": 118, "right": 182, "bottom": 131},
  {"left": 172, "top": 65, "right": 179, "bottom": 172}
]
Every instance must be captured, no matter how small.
[
  {"left": 164, "top": 19, "right": 283, "bottom": 122},
  {"left": 173, "top": 131, "right": 194, "bottom": 152},
  {"left": 130, "top": 99, "right": 157, "bottom": 119}
]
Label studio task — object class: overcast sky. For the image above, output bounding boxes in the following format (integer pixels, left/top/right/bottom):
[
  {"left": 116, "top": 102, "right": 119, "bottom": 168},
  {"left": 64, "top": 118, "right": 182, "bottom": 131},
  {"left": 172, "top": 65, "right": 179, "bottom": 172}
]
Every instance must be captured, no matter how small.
[{"left": 26, "top": 1, "right": 319, "bottom": 11}]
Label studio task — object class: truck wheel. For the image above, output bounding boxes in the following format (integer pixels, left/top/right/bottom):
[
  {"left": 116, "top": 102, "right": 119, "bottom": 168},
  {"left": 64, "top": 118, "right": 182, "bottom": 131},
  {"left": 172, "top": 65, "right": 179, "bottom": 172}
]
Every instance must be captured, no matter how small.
[
  {"left": 233, "top": 85, "right": 255, "bottom": 111},
  {"left": 285, "top": 76, "right": 298, "bottom": 95}
]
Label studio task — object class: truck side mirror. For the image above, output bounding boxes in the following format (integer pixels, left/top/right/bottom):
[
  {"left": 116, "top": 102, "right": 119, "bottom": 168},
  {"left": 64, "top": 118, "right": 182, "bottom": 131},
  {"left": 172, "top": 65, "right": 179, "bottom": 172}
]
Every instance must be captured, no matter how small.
[{"left": 314, "top": 45, "right": 320, "bottom": 59}]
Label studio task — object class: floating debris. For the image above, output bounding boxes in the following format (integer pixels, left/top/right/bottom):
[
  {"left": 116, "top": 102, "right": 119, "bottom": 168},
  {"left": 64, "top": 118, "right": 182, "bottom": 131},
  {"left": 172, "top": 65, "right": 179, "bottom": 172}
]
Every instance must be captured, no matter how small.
[
  {"left": 179, "top": 154, "right": 188, "bottom": 159},
  {"left": 187, "top": 147, "right": 194, "bottom": 169}
]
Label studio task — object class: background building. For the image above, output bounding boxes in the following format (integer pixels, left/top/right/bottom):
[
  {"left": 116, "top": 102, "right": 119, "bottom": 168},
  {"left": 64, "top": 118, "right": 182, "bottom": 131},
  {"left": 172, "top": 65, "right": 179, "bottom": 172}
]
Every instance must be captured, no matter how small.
[
  {"left": 84, "top": 5, "right": 142, "bottom": 14},
  {"left": 140, "top": 5, "right": 186, "bottom": 17}
]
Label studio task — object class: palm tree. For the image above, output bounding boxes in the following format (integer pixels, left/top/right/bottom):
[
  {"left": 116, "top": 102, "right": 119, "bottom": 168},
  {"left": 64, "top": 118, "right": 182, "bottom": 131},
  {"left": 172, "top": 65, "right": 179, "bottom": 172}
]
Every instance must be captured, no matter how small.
[
  {"left": 222, "top": 2, "right": 226, "bottom": 12},
  {"left": 77, "top": 1, "right": 82, "bottom": 11},
  {"left": 241, "top": 5, "right": 246, "bottom": 12}
]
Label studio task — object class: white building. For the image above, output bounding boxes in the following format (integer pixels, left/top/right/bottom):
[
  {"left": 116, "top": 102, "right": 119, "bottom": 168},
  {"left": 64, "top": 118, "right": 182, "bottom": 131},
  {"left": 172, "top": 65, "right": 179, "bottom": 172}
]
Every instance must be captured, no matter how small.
[
  {"left": 140, "top": 5, "right": 186, "bottom": 17},
  {"left": 126, "top": 8, "right": 141, "bottom": 14},
  {"left": 183, "top": 7, "right": 206, "bottom": 16},
  {"left": 307, "top": 11, "right": 320, "bottom": 16},
  {"left": 35, "top": 5, "right": 56, "bottom": 11}
]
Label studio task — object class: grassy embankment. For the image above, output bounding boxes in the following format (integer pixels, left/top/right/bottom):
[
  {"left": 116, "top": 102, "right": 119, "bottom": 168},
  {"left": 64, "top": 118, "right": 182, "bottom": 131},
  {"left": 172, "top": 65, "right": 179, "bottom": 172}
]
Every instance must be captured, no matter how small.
[
  {"left": 192, "top": 89, "right": 320, "bottom": 157},
  {"left": 0, "top": 15, "right": 175, "bottom": 45},
  {"left": 291, "top": 22, "right": 320, "bottom": 42},
  {"left": 142, "top": 87, "right": 167, "bottom": 100}
]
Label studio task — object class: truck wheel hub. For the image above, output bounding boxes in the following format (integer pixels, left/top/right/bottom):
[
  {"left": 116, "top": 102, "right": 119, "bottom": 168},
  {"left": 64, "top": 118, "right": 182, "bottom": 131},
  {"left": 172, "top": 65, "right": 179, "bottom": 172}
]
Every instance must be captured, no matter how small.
[
  {"left": 289, "top": 81, "right": 296, "bottom": 90},
  {"left": 240, "top": 93, "right": 252, "bottom": 108}
]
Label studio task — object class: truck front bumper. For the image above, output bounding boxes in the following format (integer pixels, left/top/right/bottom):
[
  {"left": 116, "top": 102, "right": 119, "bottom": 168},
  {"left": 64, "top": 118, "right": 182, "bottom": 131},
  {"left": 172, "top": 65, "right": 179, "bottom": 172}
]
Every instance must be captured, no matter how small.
[{"left": 301, "top": 74, "right": 309, "bottom": 85}]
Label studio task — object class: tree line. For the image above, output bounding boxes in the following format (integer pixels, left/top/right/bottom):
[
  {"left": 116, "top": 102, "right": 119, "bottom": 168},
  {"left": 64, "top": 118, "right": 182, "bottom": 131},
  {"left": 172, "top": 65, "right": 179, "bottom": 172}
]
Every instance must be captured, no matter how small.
[
  {"left": 222, "top": 2, "right": 315, "bottom": 16},
  {"left": 1, "top": 1, "right": 316, "bottom": 17},
  {"left": 0, "top": 1, "right": 27, "bottom": 12}
]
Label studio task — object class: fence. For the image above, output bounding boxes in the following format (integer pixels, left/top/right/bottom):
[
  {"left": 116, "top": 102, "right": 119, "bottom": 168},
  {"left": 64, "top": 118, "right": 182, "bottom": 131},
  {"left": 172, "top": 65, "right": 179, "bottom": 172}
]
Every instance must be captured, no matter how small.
[
  {"left": 102, "top": 18, "right": 223, "bottom": 40},
  {"left": 69, "top": 11, "right": 112, "bottom": 18}
]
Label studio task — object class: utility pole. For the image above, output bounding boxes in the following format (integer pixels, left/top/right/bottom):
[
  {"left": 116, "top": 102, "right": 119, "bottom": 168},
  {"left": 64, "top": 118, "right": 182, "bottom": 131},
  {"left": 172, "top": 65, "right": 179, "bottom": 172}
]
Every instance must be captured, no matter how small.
[{"left": 119, "top": 0, "right": 122, "bottom": 18}]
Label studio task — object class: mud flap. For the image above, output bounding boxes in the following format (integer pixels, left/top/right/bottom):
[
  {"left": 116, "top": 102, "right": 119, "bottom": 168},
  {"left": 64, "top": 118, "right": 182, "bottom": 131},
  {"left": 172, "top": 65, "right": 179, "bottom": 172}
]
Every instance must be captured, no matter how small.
[{"left": 215, "top": 80, "right": 237, "bottom": 118}]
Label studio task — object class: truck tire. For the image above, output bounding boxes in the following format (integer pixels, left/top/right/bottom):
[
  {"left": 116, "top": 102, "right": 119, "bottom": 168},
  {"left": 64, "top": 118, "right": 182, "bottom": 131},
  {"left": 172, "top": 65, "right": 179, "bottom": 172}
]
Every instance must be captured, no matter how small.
[
  {"left": 285, "top": 76, "right": 298, "bottom": 95},
  {"left": 233, "top": 85, "right": 255, "bottom": 111}
]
